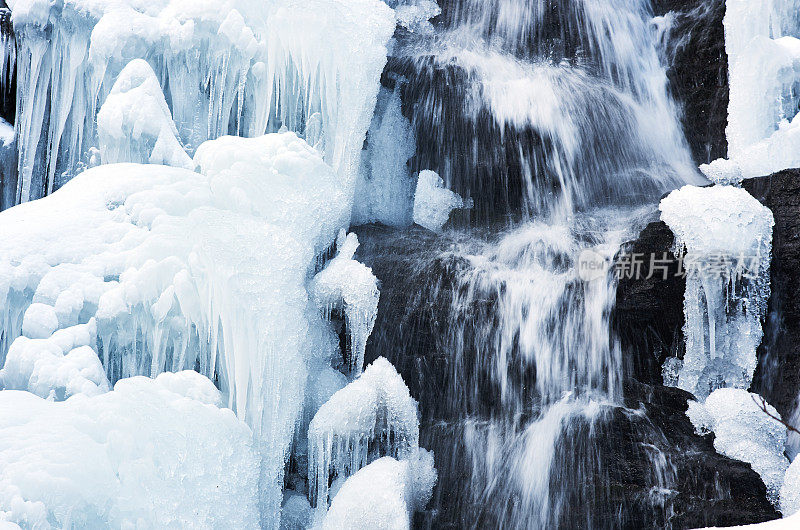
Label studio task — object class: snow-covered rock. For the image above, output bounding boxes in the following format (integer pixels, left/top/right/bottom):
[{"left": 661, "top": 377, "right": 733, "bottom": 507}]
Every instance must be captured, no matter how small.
[
  {"left": 0, "top": 371, "right": 260, "bottom": 528},
  {"left": 687, "top": 388, "right": 789, "bottom": 506},
  {"left": 308, "top": 357, "right": 422, "bottom": 516},
  {"left": 322, "top": 449, "right": 437, "bottom": 530},
  {"left": 660, "top": 185, "right": 774, "bottom": 399}
]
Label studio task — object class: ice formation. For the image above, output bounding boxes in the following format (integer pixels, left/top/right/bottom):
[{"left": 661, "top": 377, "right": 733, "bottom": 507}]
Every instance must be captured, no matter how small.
[
  {"left": 308, "top": 357, "right": 423, "bottom": 517},
  {"left": 687, "top": 388, "right": 789, "bottom": 506},
  {"left": 353, "top": 85, "right": 417, "bottom": 228},
  {"left": 322, "top": 449, "right": 437, "bottom": 530},
  {"left": 700, "top": 0, "right": 800, "bottom": 182},
  {"left": 0, "top": 371, "right": 261, "bottom": 528},
  {"left": 413, "top": 170, "right": 469, "bottom": 231},
  {"left": 782, "top": 455, "right": 800, "bottom": 517},
  {"left": 0, "top": 131, "right": 353, "bottom": 528},
  {"left": 310, "top": 231, "right": 380, "bottom": 375},
  {"left": 97, "top": 59, "right": 192, "bottom": 169},
  {"left": 3, "top": 0, "right": 395, "bottom": 210},
  {"left": 0, "top": 318, "right": 108, "bottom": 399},
  {"left": 660, "top": 185, "right": 774, "bottom": 400}
]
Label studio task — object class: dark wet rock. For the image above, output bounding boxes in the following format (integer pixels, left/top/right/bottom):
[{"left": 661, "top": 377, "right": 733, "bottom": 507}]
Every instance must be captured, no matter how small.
[
  {"left": 614, "top": 220, "right": 686, "bottom": 386},
  {"left": 354, "top": 222, "right": 779, "bottom": 530},
  {"left": 746, "top": 169, "right": 800, "bottom": 420},
  {"left": 653, "top": 0, "right": 729, "bottom": 164}
]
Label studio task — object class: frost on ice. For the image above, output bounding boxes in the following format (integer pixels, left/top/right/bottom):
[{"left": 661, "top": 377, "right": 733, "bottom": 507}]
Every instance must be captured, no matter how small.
[
  {"left": 660, "top": 185, "right": 774, "bottom": 400},
  {"left": 413, "top": 169, "right": 470, "bottom": 232},
  {"left": 3, "top": 0, "right": 395, "bottom": 210},
  {"left": 687, "top": 388, "right": 789, "bottom": 507},
  {"left": 323, "top": 449, "right": 437, "bottom": 530},
  {"left": 97, "top": 59, "right": 192, "bottom": 170},
  {"left": 0, "top": 371, "right": 261, "bottom": 528},
  {"left": 700, "top": 0, "right": 800, "bottom": 182},
  {"left": 308, "top": 357, "right": 429, "bottom": 519}
]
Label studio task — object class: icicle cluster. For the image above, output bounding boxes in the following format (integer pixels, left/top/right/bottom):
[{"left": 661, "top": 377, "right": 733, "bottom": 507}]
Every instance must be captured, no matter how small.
[
  {"left": 2, "top": 0, "right": 395, "bottom": 210},
  {"left": 660, "top": 185, "right": 774, "bottom": 400},
  {"left": 307, "top": 357, "right": 422, "bottom": 518}
]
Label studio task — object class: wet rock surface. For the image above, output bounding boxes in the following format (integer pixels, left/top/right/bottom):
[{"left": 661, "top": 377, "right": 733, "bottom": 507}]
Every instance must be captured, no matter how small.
[
  {"left": 653, "top": 0, "right": 729, "bottom": 165},
  {"left": 354, "top": 222, "right": 779, "bottom": 529},
  {"left": 746, "top": 169, "right": 800, "bottom": 420}
]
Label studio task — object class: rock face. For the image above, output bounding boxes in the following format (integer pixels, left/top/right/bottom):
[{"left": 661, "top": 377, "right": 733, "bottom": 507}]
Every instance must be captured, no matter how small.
[
  {"left": 745, "top": 169, "right": 800, "bottom": 420},
  {"left": 614, "top": 220, "right": 686, "bottom": 385},
  {"left": 653, "top": 0, "right": 729, "bottom": 165},
  {"left": 354, "top": 222, "right": 780, "bottom": 529}
]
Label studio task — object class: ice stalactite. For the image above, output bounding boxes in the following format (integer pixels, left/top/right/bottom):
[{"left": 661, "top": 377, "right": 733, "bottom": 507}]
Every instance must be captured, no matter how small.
[
  {"left": 307, "top": 357, "right": 425, "bottom": 520},
  {"left": 263, "top": 0, "right": 395, "bottom": 214},
  {"left": 3, "top": 0, "right": 395, "bottom": 216},
  {"left": 310, "top": 231, "right": 380, "bottom": 376},
  {"left": 701, "top": 0, "right": 800, "bottom": 182},
  {"left": 97, "top": 59, "right": 192, "bottom": 169},
  {"left": 660, "top": 184, "right": 774, "bottom": 400}
]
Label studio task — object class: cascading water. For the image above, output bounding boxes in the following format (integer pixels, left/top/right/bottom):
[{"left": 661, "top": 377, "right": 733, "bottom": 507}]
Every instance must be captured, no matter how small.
[{"left": 367, "top": 0, "right": 704, "bottom": 527}]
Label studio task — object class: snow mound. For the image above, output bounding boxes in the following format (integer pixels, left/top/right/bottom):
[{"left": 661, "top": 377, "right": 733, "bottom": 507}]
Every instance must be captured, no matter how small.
[
  {"left": 687, "top": 388, "right": 789, "bottom": 506},
  {"left": 323, "top": 449, "right": 437, "bottom": 530},
  {"left": 310, "top": 231, "right": 379, "bottom": 375},
  {"left": 0, "top": 131, "right": 350, "bottom": 528},
  {"left": 413, "top": 170, "right": 469, "bottom": 231},
  {"left": 660, "top": 185, "right": 774, "bottom": 399},
  {"left": 97, "top": 59, "right": 192, "bottom": 169},
  {"left": 0, "top": 372, "right": 260, "bottom": 528},
  {"left": 308, "top": 357, "right": 421, "bottom": 515},
  {"left": 0, "top": 319, "right": 108, "bottom": 399}
]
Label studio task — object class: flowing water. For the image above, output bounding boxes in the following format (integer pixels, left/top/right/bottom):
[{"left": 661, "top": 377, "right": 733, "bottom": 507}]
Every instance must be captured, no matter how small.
[{"left": 373, "top": 0, "right": 705, "bottom": 527}]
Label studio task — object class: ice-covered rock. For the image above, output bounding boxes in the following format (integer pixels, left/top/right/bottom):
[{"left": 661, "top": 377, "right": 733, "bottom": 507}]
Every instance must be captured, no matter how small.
[
  {"left": 97, "top": 59, "right": 192, "bottom": 169},
  {"left": 687, "top": 388, "right": 789, "bottom": 506},
  {"left": 322, "top": 449, "right": 437, "bottom": 530},
  {"left": 310, "top": 232, "right": 380, "bottom": 375},
  {"left": 0, "top": 319, "right": 108, "bottom": 399},
  {"left": 413, "top": 170, "right": 469, "bottom": 231},
  {"left": 0, "top": 131, "right": 350, "bottom": 529},
  {"left": 308, "top": 357, "right": 421, "bottom": 516},
  {"left": 660, "top": 185, "right": 774, "bottom": 399},
  {"left": 0, "top": 371, "right": 260, "bottom": 528},
  {"left": 4, "top": 0, "right": 394, "bottom": 212}
]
